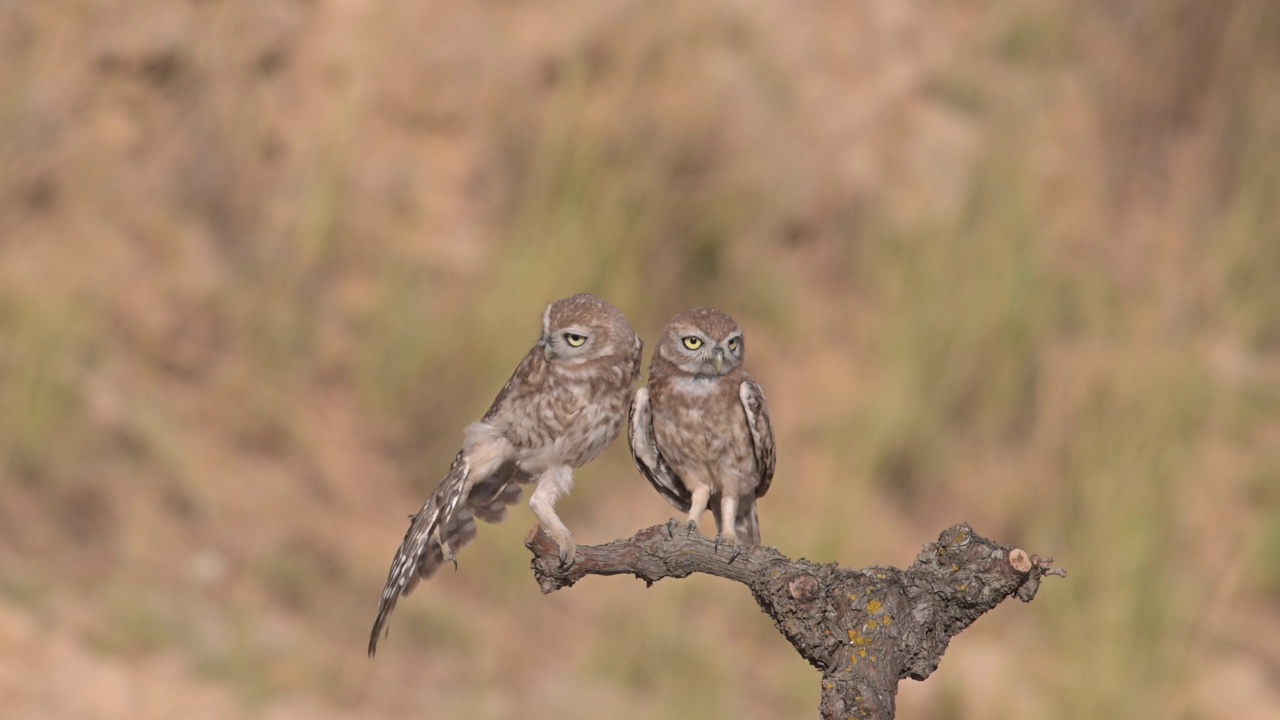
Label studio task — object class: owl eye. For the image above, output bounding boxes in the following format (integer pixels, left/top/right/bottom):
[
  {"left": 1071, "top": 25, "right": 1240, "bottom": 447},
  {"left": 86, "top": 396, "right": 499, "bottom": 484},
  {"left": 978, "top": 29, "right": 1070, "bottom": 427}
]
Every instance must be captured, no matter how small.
[
  {"left": 682, "top": 337, "right": 703, "bottom": 350},
  {"left": 727, "top": 337, "right": 740, "bottom": 353},
  {"left": 563, "top": 332, "right": 587, "bottom": 347}
]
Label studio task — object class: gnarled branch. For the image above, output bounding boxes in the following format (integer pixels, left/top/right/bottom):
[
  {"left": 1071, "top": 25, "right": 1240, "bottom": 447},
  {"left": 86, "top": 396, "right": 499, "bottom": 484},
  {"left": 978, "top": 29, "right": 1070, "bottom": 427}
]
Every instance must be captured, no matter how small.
[{"left": 525, "top": 522, "right": 1064, "bottom": 720}]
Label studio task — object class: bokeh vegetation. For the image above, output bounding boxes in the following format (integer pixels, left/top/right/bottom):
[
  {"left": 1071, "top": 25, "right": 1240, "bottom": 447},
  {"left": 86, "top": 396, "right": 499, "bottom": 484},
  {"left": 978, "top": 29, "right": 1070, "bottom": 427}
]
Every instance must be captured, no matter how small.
[{"left": 1, "top": 1, "right": 1278, "bottom": 718}]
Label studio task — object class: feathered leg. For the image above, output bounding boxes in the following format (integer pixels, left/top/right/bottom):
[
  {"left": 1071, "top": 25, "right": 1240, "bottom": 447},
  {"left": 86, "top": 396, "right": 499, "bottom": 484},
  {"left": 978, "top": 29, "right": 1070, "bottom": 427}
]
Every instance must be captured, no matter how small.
[
  {"left": 685, "top": 483, "right": 712, "bottom": 537},
  {"left": 529, "top": 465, "right": 576, "bottom": 568},
  {"left": 715, "top": 494, "right": 741, "bottom": 561}
]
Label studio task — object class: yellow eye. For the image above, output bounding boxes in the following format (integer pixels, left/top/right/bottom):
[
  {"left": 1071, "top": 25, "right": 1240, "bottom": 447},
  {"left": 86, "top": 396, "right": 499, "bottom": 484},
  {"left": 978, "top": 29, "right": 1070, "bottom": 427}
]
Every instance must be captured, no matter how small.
[
  {"left": 563, "top": 332, "right": 587, "bottom": 347},
  {"left": 682, "top": 337, "right": 703, "bottom": 350},
  {"left": 727, "top": 338, "right": 740, "bottom": 352}
]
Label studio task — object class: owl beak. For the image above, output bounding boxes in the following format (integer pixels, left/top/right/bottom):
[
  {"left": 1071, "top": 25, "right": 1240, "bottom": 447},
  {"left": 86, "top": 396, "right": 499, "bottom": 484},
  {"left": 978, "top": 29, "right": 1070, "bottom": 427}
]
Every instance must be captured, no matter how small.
[
  {"left": 543, "top": 343, "right": 555, "bottom": 362},
  {"left": 712, "top": 350, "right": 724, "bottom": 373}
]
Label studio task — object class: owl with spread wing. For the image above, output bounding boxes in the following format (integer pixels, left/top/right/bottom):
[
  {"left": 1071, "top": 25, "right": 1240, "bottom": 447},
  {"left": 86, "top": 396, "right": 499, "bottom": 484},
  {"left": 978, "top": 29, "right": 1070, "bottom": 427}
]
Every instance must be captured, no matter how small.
[{"left": 369, "top": 294, "right": 642, "bottom": 655}]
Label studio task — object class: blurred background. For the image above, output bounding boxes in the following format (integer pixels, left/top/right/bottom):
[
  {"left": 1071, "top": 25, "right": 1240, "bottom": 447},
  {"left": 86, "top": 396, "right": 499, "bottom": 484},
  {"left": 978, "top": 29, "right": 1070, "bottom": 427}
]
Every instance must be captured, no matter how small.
[{"left": 2, "top": 1, "right": 1279, "bottom": 718}]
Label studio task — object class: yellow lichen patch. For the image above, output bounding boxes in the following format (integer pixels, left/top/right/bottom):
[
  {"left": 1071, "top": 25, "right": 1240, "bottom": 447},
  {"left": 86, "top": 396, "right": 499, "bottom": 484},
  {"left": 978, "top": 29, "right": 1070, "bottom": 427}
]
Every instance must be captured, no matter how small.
[
  {"left": 850, "top": 653, "right": 859, "bottom": 665},
  {"left": 951, "top": 564, "right": 959, "bottom": 573},
  {"left": 847, "top": 628, "right": 872, "bottom": 650},
  {"left": 865, "top": 618, "right": 879, "bottom": 630},
  {"left": 882, "top": 615, "right": 893, "bottom": 626},
  {"left": 867, "top": 599, "right": 883, "bottom": 614}
]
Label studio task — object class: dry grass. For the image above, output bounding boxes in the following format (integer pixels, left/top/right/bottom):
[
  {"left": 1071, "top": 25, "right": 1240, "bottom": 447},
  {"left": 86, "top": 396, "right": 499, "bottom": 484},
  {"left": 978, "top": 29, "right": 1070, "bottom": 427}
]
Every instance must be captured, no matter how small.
[{"left": 1, "top": 0, "right": 1279, "bottom": 718}]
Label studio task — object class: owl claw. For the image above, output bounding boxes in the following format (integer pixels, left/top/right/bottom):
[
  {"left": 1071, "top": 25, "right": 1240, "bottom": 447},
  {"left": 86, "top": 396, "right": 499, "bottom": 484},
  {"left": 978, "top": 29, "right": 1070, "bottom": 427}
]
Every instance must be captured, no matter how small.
[
  {"left": 666, "top": 518, "right": 679, "bottom": 539},
  {"left": 713, "top": 534, "right": 741, "bottom": 562},
  {"left": 558, "top": 546, "right": 576, "bottom": 571},
  {"left": 433, "top": 526, "right": 459, "bottom": 570},
  {"left": 686, "top": 520, "right": 700, "bottom": 538}
]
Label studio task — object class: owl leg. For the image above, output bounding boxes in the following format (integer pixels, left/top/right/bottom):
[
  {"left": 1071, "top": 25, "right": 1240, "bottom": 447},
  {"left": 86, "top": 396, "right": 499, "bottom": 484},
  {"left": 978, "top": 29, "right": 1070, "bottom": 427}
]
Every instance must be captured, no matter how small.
[
  {"left": 433, "top": 526, "right": 458, "bottom": 570},
  {"left": 714, "top": 495, "right": 741, "bottom": 561},
  {"left": 685, "top": 484, "right": 712, "bottom": 538},
  {"left": 529, "top": 465, "right": 576, "bottom": 569},
  {"left": 409, "top": 509, "right": 455, "bottom": 569}
]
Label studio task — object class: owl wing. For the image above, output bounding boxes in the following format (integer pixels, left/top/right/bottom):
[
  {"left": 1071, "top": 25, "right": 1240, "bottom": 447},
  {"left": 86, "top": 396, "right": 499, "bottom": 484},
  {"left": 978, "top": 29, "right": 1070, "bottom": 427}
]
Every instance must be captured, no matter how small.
[
  {"left": 739, "top": 377, "right": 776, "bottom": 499},
  {"left": 628, "top": 387, "right": 692, "bottom": 512},
  {"left": 481, "top": 344, "right": 541, "bottom": 422},
  {"left": 629, "top": 335, "right": 645, "bottom": 384},
  {"left": 369, "top": 351, "right": 540, "bottom": 656}
]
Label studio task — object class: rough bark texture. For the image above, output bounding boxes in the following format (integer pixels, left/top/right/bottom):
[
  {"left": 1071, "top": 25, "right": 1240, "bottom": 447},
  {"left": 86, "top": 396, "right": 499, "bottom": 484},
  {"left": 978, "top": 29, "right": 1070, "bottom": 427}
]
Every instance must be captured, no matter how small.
[{"left": 525, "top": 522, "right": 1065, "bottom": 720}]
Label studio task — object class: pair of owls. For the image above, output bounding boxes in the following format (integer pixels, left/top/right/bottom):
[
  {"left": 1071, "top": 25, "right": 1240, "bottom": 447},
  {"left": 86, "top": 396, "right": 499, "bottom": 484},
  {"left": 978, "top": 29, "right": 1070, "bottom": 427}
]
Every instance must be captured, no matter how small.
[{"left": 369, "top": 294, "right": 775, "bottom": 654}]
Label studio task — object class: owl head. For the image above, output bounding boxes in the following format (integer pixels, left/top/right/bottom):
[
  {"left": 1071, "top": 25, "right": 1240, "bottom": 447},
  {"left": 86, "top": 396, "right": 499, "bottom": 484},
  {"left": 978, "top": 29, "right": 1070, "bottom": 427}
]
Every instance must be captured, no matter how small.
[
  {"left": 652, "top": 307, "right": 745, "bottom": 378},
  {"left": 539, "top": 293, "right": 638, "bottom": 365}
]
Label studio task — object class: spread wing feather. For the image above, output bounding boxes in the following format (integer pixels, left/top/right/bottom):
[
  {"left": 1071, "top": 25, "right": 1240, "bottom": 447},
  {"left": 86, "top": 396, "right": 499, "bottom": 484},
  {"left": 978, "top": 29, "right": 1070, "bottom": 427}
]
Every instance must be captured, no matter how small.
[
  {"left": 368, "top": 452, "right": 532, "bottom": 655},
  {"left": 369, "top": 352, "right": 541, "bottom": 656}
]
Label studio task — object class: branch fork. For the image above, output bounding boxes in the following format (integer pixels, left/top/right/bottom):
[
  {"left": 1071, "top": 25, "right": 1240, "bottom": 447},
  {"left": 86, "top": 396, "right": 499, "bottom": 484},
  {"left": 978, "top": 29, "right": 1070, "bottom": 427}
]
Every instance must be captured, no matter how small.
[{"left": 525, "top": 522, "right": 1064, "bottom": 720}]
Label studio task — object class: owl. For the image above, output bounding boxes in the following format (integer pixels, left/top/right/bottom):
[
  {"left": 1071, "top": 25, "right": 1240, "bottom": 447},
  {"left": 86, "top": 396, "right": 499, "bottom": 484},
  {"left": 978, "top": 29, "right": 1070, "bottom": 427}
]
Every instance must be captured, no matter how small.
[
  {"left": 629, "top": 307, "right": 776, "bottom": 550},
  {"left": 369, "top": 294, "right": 642, "bottom": 655}
]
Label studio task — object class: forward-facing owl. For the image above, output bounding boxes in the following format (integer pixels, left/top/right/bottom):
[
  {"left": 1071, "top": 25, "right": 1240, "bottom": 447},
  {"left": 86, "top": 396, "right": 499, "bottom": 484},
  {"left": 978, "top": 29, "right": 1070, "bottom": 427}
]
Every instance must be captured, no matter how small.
[
  {"left": 629, "top": 307, "right": 776, "bottom": 549},
  {"left": 369, "top": 294, "right": 642, "bottom": 655}
]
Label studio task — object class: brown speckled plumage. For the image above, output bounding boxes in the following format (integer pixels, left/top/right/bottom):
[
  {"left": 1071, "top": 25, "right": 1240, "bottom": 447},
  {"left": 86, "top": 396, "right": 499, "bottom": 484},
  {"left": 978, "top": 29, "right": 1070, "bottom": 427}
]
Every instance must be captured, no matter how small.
[
  {"left": 370, "top": 294, "right": 641, "bottom": 655},
  {"left": 629, "top": 307, "right": 776, "bottom": 546}
]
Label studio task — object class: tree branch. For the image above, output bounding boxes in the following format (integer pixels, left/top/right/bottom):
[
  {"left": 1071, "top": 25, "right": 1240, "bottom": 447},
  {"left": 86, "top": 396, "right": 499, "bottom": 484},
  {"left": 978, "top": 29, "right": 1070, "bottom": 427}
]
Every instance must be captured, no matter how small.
[{"left": 525, "top": 522, "right": 1065, "bottom": 720}]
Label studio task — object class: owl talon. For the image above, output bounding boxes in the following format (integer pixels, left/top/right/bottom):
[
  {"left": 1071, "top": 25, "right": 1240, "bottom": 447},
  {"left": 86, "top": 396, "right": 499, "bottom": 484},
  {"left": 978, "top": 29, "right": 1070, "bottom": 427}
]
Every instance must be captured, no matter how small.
[
  {"left": 434, "top": 528, "right": 459, "bottom": 570},
  {"left": 557, "top": 547, "right": 576, "bottom": 571},
  {"left": 714, "top": 533, "right": 740, "bottom": 561},
  {"left": 666, "top": 518, "right": 679, "bottom": 539},
  {"left": 686, "top": 520, "right": 700, "bottom": 538}
]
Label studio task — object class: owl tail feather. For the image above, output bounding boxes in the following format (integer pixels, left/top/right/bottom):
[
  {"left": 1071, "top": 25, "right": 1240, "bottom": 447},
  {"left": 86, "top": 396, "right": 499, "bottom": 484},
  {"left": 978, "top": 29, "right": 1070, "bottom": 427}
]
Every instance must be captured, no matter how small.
[
  {"left": 736, "top": 502, "right": 762, "bottom": 546},
  {"left": 709, "top": 500, "right": 762, "bottom": 546}
]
